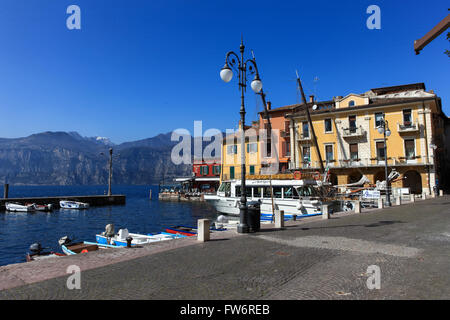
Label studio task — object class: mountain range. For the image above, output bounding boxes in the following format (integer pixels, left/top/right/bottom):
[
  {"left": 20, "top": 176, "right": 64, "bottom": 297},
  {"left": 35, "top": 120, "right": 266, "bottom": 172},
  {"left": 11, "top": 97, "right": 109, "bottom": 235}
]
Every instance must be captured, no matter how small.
[{"left": 0, "top": 131, "right": 200, "bottom": 186}]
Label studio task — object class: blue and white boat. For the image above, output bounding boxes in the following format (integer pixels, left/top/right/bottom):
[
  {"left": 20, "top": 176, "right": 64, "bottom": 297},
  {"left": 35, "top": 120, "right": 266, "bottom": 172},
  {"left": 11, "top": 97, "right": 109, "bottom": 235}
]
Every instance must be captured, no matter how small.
[
  {"left": 96, "top": 228, "right": 179, "bottom": 247},
  {"left": 58, "top": 236, "right": 121, "bottom": 255},
  {"left": 59, "top": 200, "right": 89, "bottom": 209}
]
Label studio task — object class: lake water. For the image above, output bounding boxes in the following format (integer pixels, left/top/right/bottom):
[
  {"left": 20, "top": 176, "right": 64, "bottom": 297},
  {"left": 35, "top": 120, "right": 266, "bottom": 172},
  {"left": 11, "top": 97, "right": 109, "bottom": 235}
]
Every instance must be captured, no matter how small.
[{"left": 0, "top": 185, "right": 221, "bottom": 266}]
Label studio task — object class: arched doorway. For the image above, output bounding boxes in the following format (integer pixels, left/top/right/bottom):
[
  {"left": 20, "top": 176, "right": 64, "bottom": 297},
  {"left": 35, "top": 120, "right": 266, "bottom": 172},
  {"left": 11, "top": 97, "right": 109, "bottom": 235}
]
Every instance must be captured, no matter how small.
[
  {"left": 347, "top": 171, "right": 362, "bottom": 184},
  {"left": 403, "top": 170, "right": 422, "bottom": 194}
]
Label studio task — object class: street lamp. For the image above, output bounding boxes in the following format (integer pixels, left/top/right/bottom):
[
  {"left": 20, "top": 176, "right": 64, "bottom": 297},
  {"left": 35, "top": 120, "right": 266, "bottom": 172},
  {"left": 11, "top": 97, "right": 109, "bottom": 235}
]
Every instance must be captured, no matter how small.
[
  {"left": 377, "top": 119, "right": 392, "bottom": 206},
  {"left": 100, "top": 148, "right": 116, "bottom": 196},
  {"left": 220, "top": 39, "right": 263, "bottom": 233}
]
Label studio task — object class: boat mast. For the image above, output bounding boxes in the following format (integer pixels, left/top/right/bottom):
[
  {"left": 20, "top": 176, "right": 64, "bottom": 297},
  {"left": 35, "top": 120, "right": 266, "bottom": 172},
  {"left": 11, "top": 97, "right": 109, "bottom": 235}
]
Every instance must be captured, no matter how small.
[{"left": 295, "top": 70, "right": 325, "bottom": 173}]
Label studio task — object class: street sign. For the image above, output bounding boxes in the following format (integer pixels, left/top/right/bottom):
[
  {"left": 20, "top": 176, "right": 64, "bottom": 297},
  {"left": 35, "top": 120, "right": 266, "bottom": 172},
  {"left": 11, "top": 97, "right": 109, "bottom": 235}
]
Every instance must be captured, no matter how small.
[{"left": 362, "top": 189, "right": 381, "bottom": 199}]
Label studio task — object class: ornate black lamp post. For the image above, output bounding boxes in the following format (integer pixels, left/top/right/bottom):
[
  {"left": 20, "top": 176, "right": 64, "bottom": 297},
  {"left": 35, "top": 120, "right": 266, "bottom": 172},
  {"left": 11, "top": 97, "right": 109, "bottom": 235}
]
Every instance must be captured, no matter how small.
[
  {"left": 377, "top": 118, "right": 392, "bottom": 206},
  {"left": 220, "top": 39, "right": 263, "bottom": 233}
]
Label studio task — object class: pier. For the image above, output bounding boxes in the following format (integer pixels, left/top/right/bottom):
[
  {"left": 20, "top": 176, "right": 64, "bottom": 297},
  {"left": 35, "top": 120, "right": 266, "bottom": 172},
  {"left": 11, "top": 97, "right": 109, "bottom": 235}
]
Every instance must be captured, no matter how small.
[{"left": 0, "top": 194, "right": 126, "bottom": 209}]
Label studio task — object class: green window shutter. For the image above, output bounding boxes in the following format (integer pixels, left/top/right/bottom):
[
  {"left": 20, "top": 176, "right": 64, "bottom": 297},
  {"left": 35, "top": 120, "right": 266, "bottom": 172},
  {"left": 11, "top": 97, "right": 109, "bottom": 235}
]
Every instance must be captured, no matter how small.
[
  {"left": 230, "top": 166, "right": 235, "bottom": 179},
  {"left": 250, "top": 165, "right": 255, "bottom": 175}
]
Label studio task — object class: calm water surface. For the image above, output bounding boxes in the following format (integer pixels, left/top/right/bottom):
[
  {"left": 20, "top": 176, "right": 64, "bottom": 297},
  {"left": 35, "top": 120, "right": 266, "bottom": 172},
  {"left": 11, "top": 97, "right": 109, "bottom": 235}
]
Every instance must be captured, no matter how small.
[{"left": 0, "top": 185, "right": 221, "bottom": 266}]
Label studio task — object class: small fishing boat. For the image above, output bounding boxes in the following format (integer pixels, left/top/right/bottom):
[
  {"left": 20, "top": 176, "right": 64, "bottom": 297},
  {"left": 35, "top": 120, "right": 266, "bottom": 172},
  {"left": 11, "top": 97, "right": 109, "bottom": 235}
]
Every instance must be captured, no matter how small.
[
  {"left": 165, "top": 226, "right": 198, "bottom": 236},
  {"left": 5, "top": 202, "right": 35, "bottom": 212},
  {"left": 58, "top": 236, "right": 119, "bottom": 255},
  {"left": 26, "top": 243, "right": 65, "bottom": 262},
  {"left": 26, "top": 203, "right": 53, "bottom": 212},
  {"left": 165, "top": 224, "right": 228, "bottom": 236},
  {"left": 95, "top": 224, "right": 179, "bottom": 246},
  {"left": 59, "top": 200, "right": 89, "bottom": 209}
]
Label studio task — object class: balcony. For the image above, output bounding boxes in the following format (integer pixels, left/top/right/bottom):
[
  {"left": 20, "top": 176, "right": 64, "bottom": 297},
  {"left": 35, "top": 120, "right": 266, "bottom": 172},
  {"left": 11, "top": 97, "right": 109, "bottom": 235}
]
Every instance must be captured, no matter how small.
[
  {"left": 397, "top": 120, "right": 420, "bottom": 133},
  {"left": 296, "top": 132, "right": 311, "bottom": 142},
  {"left": 342, "top": 126, "right": 366, "bottom": 138}
]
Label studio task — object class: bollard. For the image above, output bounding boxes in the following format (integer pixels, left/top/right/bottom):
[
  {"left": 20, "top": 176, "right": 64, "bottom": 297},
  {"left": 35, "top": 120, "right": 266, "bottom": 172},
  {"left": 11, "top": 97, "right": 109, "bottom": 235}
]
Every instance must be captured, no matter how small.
[
  {"left": 410, "top": 194, "right": 415, "bottom": 203},
  {"left": 126, "top": 236, "right": 133, "bottom": 248},
  {"left": 396, "top": 196, "right": 402, "bottom": 206},
  {"left": 422, "top": 193, "right": 427, "bottom": 200},
  {"left": 293, "top": 214, "right": 297, "bottom": 221},
  {"left": 197, "top": 219, "right": 210, "bottom": 242},
  {"left": 354, "top": 200, "right": 361, "bottom": 213},
  {"left": 322, "top": 205, "right": 329, "bottom": 219},
  {"left": 275, "top": 210, "right": 284, "bottom": 228},
  {"left": 378, "top": 198, "right": 384, "bottom": 209},
  {"left": 439, "top": 190, "right": 444, "bottom": 197}
]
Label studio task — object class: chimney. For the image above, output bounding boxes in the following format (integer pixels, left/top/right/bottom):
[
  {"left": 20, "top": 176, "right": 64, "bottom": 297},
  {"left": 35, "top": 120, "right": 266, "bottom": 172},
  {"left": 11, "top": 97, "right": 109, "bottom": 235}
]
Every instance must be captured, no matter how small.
[
  {"left": 266, "top": 101, "right": 271, "bottom": 110},
  {"left": 309, "top": 95, "right": 314, "bottom": 103}
]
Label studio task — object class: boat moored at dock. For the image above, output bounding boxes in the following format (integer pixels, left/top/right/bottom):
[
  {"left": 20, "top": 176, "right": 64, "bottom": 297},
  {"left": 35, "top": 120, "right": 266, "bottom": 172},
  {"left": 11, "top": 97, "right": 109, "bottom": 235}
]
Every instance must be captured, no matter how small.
[
  {"left": 204, "top": 178, "right": 338, "bottom": 217},
  {"left": 5, "top": 202, "right": 35, "bottom": 212},
  {"left": 59, "top": 200, "right": 89, "bottom": 209}
]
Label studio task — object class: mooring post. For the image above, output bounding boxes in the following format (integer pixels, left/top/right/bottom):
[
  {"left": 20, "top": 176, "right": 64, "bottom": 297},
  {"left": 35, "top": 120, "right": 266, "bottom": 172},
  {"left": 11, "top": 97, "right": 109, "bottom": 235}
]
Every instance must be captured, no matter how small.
[
  {"left": 275, "top": 210, "right": 284, "bottom": 228},
  {"left": 396, "top": 196, "right": 402, "bottom": 205},
  {"left": 3, "top": 184, "right": 9, "bottom": 199},
  {"left": 410, "top": 194, "right": 415, "bottom": 202},
  {"left": 293, "top": 214, "right": 297, "bottom": 221},
  {"left": 197, "top": 219, "right": 210, "bottom": 242},
  {"left": 354, "top": 200, "right": 361, "bottom": 213},
  {"left": 422, "top": 193, "right": 427, "bottom": 200},
  {"left": 378, "top": 197, "right": 384, "bottom": 208},
  {"left": 322, "top": 205, "right": 329, "bottom": 219},
  {"left": 440, "top": 190, "right": 444, "bottom": 197}
]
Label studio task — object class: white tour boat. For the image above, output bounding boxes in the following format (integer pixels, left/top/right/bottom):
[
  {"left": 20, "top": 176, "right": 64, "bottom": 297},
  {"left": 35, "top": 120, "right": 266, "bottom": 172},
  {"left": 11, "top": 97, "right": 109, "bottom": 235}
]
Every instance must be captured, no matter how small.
[{"left": 204, "top": 178, "right": 338, "bottom": 218}]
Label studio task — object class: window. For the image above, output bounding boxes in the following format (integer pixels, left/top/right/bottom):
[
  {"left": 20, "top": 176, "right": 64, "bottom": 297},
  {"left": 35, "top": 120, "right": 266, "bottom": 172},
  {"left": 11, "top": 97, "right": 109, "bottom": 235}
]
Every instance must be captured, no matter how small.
[
  {"left": 376, "top": 141, "right": 385, "bottom": 160},
  {"left": 266, "top": 138, "right": 272, "bottom": 157},
  {"left": 273, "top": 187, "right": 282, "bottom": 198},
  {"left": 349, "top": 115, "right": 357, "bottom": 133},
  {"left": 227, "top": 145, "right": 237, "bottom": 154},
  {"left": 302, "top": 146, "right": 310, "bottom": 163},
  {"left": 350, "top": 143, "right": 358, "bottom": 160},
  {"left": 325, "top": 145, "right": 334, "bottom": 162},
  {"left": 348, "top": 100, "right": 355, "bottom": 107},
  {"left": 302, "top": 122, "right": 309, "bottom": 138},
  {"left": 213, "top": 165, "right": 221, "bottom": 175},
  {"left": 247, "top": 143, "right": 257, "bottom": 153},
  {"left": 405, "top": 139, "right": 415, "bottom": 159},
  {"left": 324, "top": 119, "right": 332, "bottom": 132},
  {"left": 284, "top": 121, "right": 290, "bottom": 131},
  {"left": 284, "top": 141, "right": 291, "bottom": 157},
  {"left": 249, "top": 165, "right": 255, "bottom": 175},
  {"left": 375, "top": 113, "right": 384, "bottom": 128},
  {"left": 283, "top": 187, "right": 294, "bottom": 199},
  {"left": 230, "top": 166, "right": 235, "bottom": 179},
  {"left": 202, "top": 166, "right": 209, "bottom": 175},
  {"left": 403, "top": 109, "right": 412, "bottom": 126}
]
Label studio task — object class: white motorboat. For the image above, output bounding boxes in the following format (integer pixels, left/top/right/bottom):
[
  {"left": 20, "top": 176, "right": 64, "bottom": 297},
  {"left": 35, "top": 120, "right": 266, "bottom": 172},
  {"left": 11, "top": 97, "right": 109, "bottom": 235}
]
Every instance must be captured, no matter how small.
[
  {"left": 204, "top": 178, "right": 338, "bottom": 218},
  {"left": 59, "top": 200, "right": 89, "bottom": 209},
  {"left": 5, "top": 202, "right": 35, "bottom": 212}
]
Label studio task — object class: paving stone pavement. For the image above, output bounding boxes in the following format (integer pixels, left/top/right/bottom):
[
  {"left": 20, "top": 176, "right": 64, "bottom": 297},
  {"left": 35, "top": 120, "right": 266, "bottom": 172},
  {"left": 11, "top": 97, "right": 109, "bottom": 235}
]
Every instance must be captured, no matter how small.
[{"left": 0, "top": 196, "right": 449, "bottom": 300}]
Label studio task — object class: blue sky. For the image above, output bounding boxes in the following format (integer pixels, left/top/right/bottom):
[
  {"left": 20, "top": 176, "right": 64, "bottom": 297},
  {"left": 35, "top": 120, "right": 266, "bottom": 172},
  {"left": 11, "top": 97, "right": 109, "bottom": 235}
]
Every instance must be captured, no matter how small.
[{"left": 0, "top": 0, "right": 448, "bottom": 143}]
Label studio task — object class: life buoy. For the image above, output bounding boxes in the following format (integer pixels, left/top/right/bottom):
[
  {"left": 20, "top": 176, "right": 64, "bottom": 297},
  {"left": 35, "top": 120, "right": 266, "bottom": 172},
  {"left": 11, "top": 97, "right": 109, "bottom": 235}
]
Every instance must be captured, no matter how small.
[
  {"left": 293, "top": 171, "right": 302, "bottom": 180},
  {"left": 313, "top": 171, "right": 321, "bottom": 180},
  {"left": 81, "top": 249, "right": 88, "bottom": 253}
]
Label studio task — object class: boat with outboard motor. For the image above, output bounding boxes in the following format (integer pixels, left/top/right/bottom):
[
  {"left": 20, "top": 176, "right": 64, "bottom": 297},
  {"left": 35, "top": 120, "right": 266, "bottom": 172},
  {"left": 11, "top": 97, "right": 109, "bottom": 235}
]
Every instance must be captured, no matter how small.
[
  {"left": 58, "top": 236, "right": 120, "bottom": 255},
  {"left": 26, "top": 243, "right": 65, "bottom": 262},
  {"left": 95, "top": 224, "right": 183, "bottom": 247},
  {"left": 204, "top": 177, "right": 338, "bottom": 218}
]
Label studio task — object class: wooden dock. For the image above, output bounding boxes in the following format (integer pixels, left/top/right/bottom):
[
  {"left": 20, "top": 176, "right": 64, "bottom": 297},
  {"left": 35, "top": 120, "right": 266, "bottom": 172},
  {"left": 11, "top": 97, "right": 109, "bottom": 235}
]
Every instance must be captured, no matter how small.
[{"left": 0, "top": 194, "right": 126, "bottom": 209}]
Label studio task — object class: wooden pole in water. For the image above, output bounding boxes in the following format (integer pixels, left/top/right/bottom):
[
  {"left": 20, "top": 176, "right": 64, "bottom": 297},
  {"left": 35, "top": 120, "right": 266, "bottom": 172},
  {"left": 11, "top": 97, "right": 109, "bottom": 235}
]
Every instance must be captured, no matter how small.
[
  {"left": 3, "top": 184, "right": 9, "bottom": 199},
  {"left": 149, "top": 189, "right": 152, "bottom": 200}
]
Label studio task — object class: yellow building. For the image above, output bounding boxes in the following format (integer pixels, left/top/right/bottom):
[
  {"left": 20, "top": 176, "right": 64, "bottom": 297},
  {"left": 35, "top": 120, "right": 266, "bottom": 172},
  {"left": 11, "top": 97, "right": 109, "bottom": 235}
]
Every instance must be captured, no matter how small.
[
  {"left": 221, "top": 121, "right": 262, "bottom": 181},
  {"left": 285, "top": 83, "right": 446, "bottom": 195}
]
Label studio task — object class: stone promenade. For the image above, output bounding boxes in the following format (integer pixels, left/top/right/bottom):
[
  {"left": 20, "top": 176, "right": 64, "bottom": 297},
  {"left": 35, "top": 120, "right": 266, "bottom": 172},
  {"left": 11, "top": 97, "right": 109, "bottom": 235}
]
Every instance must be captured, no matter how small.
[{"left": 1, "top": 196, "right": 449, "bottom": 299}]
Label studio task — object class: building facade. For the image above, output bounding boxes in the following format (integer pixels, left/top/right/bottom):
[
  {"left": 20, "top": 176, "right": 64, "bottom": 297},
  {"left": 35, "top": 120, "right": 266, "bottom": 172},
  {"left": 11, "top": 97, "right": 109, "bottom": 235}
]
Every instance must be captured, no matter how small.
[{"left": 286, "top": 83, "right": 446, "bottom": 195}]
